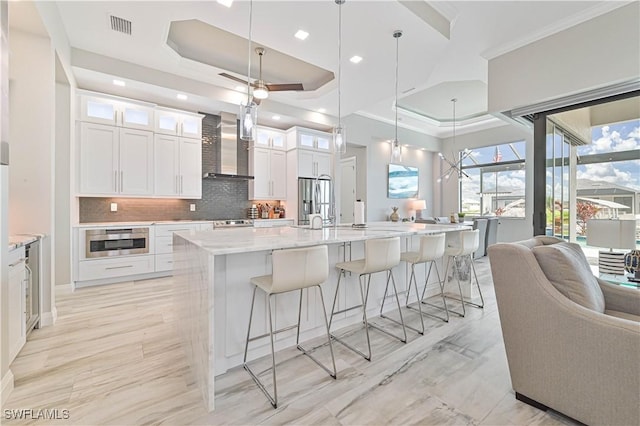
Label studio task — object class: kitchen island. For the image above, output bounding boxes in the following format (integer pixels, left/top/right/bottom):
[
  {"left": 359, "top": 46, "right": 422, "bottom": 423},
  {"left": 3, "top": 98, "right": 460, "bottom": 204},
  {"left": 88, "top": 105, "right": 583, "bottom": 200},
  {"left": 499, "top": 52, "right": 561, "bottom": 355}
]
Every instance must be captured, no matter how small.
[{"left": 172, "top": 222, "right": 471, "bottom": 411}]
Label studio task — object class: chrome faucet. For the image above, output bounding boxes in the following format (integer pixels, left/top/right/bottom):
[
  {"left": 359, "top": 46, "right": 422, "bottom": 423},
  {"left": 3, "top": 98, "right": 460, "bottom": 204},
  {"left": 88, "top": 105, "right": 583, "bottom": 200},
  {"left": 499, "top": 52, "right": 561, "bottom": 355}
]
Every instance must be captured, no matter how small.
[{"left": 314, "top": 174, "right": 336, "bottom": 227}]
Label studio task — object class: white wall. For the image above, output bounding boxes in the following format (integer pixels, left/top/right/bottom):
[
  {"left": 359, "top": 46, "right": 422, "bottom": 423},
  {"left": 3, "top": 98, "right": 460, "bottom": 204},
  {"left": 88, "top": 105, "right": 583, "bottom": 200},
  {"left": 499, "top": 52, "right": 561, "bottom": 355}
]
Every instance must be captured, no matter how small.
[
  {"left": 488, "top": 2, "right": 640, "bottom": 113},
  {"left": 8, "top": 29, "right": 56, "bottom": 323},
  {"left": 55, "top": 79, "right": 71, "bottom": 286},
  {"left": 344, "top": 114, "right": 439, "bottom": 222},
  {"left": 344, "top": 144, "right": 367, "bottom": 209},
  {"left": 435, "top": 122, "right": 535, "bottom": 242}
]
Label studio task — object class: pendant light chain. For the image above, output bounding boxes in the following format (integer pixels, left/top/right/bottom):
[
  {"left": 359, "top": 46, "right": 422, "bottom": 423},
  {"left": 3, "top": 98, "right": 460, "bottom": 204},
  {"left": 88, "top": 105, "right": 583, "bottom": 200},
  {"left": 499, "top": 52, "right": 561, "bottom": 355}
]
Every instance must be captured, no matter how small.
[
  {"left": 452, "top": 97, "right": 457, "bottom": 175},
  {"left": 394, "top": 31, "right": 401, "bottom": 142}
]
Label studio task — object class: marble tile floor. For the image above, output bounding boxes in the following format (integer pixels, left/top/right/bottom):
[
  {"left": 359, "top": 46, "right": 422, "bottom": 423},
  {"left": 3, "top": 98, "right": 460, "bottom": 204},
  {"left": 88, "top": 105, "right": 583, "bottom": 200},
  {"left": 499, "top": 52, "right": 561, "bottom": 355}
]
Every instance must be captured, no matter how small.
[{"left": 3, "top": 257, "right": 579, "bottom": 425}]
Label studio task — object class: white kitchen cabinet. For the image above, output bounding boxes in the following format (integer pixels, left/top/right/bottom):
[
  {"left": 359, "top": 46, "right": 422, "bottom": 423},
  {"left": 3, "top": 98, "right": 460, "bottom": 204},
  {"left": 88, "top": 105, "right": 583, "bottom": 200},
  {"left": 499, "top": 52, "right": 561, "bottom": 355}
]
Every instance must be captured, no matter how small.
[
  {"left": 255, "top": 126, "right": 285, "bottom": 150},
  {"left": 155, "top": 107, "right": 204, "bottom": 139},
  {"left": 155, "top": 222, "right": 212, "bottom": 272},
  {"left": 286, "top": 127, "right": 332, "bottom": 152},
  {"left": 8, "top": 247, "right": 26, "bottom": 364},
  {"left": 78, "top": 255, "right": 155, "bottom": 282},
  {"left": 154, "top": 135, "right": 202, "bottom": 198},
  {"left": 79, "top": 123, "right": 154, "bottom": 196},
  {"left": 249, "top": 147, "right": 286, "bottom": 200},
  {"left": 79, "top": 92, "right": 155, "bottom": 131},
  {"left": 298, "top": 150, "right": 332, "bottom": 178}
]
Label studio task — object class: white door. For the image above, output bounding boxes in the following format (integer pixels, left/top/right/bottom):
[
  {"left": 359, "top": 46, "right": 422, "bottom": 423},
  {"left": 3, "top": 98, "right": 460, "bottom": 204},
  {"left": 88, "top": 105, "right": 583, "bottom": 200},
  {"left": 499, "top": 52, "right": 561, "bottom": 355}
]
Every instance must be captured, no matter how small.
[
  {"left": 79, "top": 122, "right": 119, "bottom": 195},
  {"left": 179, "top": 138, "right": 202, "bottom": 198},
  {"left": 249, "top": 148, "right": 271, "bottom": 199},
  {"left": 340, "top": 157, "right": 357, "bottom": 224},
  {"left": 154, "top": 134, "right": 179, "bottom": 196},
  {"left": 298, "top": 150, "right": 315, "bottom": 178},
  {"left": 270, "top": 150, "right": 287, "bottom": 199},
  {"left": 315, "top": 152, "right": 332, "bottom": 177},
  {"left": 119, "top": 128, "right": 154, "bottom": 195}
]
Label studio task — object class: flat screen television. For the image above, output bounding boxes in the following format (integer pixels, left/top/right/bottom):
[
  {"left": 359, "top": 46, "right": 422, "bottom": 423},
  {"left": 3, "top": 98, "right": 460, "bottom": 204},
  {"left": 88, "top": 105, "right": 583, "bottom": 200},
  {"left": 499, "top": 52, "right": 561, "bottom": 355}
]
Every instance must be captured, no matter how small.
[{"left": 388, "top": 164, "right": 418, "bottom": 199}]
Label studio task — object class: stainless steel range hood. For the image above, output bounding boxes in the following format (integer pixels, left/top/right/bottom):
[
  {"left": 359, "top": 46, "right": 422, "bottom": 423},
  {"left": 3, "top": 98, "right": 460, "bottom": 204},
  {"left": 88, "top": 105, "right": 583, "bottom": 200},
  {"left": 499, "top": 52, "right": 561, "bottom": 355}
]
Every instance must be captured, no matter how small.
[{"left": 203, "top": 111, "right": 254, "bottom": 180}]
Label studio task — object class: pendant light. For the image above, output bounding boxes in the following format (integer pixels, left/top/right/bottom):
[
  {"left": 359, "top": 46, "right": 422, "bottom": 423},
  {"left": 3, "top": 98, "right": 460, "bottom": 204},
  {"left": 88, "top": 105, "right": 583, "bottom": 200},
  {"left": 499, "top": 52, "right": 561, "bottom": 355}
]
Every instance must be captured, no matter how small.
[
  {"left": 390, "top": 30, "right": 402, "bottom": 163},
  {"left": 333, "top": 0, "right": 347, "bottom": 155},
  {"left": 239, "top": 0, "right": 257, "bottom": 141},
  {"left": 437, "top": 98, "right": 471, "bottom": 182}
]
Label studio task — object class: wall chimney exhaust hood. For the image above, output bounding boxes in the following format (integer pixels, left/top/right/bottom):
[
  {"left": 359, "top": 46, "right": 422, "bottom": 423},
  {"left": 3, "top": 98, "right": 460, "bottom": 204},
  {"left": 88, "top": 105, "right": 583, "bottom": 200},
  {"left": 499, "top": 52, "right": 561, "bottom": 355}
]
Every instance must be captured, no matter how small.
[{"left": 203, "top": 111, "right": 254, "bottom": 180}]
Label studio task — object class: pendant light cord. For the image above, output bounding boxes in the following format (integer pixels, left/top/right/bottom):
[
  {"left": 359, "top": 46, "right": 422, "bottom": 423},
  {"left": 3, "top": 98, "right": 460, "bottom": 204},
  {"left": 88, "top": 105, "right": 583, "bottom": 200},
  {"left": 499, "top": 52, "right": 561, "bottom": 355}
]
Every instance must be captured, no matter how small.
[
  {"left": 246, "top": 0, "right": 253, "bottom": 105},
  {"left": 393, "top": 30, "right": 402, "bottom": 143},
  {"left": 338, "top": 0, "right": 342, "bottom": 126}
]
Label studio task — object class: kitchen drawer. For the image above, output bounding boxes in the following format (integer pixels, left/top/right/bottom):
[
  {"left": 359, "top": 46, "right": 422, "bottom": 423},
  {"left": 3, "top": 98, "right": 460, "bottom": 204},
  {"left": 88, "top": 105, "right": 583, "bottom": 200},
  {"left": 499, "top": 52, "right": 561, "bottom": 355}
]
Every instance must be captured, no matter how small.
[
  {"left": 155, "top": 253, "right": 175, "bottom": 272},
  {"left": 155, "top": 236, "right": 174, "bottom": 254},
  {"left": 155, "top": 223, "right": 203, "bottom": 238},
  {"left": 78, "top": 255, "right": 154, "bottom": 281}
]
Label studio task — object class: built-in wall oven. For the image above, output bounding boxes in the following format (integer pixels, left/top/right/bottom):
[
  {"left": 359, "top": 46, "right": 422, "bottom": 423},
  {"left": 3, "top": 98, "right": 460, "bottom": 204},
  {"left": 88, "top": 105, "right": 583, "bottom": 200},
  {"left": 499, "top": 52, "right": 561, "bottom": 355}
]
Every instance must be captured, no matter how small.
[{"left": 85, "top": 227, "right": 149, "bottom": 259}]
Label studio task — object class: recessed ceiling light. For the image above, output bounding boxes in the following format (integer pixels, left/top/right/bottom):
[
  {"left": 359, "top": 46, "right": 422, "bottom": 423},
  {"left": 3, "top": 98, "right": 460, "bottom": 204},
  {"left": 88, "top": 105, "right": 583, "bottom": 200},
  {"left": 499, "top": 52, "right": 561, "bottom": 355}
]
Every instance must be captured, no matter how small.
[
  {"left": 176, "top": 94, "right": 188, "bottom": 101},
  {"left": 217, "top": 0, "right": 233, "bottom": 7},
  {"left": 317, "top": 108, "right": 326, "bottom": 113},
  {"left": 294, "top": 30, "right": 309, "bottom": 40},
  {"left": 272, "top": 115, "right": 281, "bottom": 120},
  {"left": 349, "top": 55, "right": 363, "bottom": 64},
  {"left": 113, "top": 79, "right": 125, "bottom": 87}
]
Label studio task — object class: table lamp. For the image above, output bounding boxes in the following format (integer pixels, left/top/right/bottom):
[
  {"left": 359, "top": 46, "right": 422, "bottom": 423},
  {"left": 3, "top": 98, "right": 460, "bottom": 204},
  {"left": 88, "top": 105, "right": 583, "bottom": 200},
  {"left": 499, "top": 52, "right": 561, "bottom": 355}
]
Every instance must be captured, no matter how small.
[
  {"left": 586, "top": 219, "right": 637, "bottom": 275},
  {"left": 412, "top": 199, "right": 426, "bottom": 221}
]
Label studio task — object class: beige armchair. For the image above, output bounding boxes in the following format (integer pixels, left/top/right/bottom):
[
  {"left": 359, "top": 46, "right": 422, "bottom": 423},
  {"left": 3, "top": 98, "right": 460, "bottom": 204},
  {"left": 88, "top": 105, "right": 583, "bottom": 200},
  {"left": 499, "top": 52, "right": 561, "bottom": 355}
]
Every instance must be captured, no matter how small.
[{"left": 487, "top": 236, "right": 640, "bottom": 426}]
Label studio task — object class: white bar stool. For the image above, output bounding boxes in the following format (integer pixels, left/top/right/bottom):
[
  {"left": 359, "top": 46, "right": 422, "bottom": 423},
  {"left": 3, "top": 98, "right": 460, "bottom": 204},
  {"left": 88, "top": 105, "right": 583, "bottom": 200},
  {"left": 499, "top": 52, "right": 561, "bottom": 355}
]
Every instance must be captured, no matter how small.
[
  {"left": 443, "top": 229, "right": 485, "bottom": 317},
  {"left": 400, "top": 233, "right": 449, "bottom": 332},
  {"left": 329, "top": 237, "right": 407, "bottom": 361},
  {"left": 243, "top": 245, "right": 336, "bottom": 408}
]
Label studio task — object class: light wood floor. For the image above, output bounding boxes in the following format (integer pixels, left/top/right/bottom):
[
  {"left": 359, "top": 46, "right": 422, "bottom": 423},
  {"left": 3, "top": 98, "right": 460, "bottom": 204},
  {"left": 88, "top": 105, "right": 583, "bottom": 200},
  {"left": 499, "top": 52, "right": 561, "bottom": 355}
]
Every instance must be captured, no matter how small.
[{"left": 3, "top": 257, "right": 578, "bottom": 425}]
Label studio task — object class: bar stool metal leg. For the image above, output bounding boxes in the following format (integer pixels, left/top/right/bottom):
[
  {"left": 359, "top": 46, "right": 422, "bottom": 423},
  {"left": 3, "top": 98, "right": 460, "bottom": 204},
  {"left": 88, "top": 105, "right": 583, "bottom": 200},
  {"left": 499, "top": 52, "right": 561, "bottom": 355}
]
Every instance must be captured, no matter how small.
[
  {"left": 378, "top": 271, "right": 411, "bottom": 338},
  {"left": 443, "top": 255, "right": 467, "bottom": 317},
  {"left": 415, "top": 260, "right": 450, "bottom": 323},
  {"left": 296, "top": 286, "right": 337, "bottom": 378}
]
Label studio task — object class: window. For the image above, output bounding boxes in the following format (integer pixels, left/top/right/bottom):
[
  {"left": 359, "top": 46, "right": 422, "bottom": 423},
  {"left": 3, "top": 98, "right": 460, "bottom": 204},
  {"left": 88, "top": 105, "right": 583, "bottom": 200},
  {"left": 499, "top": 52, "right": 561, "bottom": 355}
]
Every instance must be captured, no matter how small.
[{"left": 459, "top": 141, "right": 526, "bottom": 217}]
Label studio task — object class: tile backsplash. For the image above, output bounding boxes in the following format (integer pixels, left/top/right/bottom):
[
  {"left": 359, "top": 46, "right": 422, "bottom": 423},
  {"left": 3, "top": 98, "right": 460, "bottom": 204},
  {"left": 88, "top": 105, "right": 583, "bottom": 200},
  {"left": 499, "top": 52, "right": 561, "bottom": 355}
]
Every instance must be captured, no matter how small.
[
  {"left": 79, "top": 112, "right": 253, "bottom": 223},
  {"left": 79, "top": 179, "right": 250, "bottom": 222}
]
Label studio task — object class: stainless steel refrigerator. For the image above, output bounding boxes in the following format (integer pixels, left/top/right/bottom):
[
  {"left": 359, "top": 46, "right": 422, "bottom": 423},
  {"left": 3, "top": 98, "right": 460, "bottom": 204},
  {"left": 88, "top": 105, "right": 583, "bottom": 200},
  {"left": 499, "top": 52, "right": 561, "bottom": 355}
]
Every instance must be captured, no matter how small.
[{"left": 298, "top": 178, "right": 331, "bottom": 226}]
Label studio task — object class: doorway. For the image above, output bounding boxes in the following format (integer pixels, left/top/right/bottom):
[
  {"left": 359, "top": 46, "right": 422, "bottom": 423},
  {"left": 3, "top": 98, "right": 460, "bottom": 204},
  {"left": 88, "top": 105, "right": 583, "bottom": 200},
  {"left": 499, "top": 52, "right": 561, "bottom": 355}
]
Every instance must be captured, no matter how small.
[{"left": 340, "top": 157, "right": 356, "bottom": 224}]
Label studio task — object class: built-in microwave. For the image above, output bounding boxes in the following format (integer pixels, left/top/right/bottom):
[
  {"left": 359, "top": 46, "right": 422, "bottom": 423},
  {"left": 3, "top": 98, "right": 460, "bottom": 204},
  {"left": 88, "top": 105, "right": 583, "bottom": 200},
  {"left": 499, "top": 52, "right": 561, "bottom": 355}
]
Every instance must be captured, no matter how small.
[{"left": 85, "top": 227, "right": 149, "bottom": 258}]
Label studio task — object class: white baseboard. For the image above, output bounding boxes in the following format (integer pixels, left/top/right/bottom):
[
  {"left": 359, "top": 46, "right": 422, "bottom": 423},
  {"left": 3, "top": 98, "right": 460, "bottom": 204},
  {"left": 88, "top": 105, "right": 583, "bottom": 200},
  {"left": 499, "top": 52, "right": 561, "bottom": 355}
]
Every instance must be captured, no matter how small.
[
  {"left": 1, "top": 369, "right": 14, "bottom": 408},
  {"left": 40, "top": 307, "right": 57, "bottom": 327}
]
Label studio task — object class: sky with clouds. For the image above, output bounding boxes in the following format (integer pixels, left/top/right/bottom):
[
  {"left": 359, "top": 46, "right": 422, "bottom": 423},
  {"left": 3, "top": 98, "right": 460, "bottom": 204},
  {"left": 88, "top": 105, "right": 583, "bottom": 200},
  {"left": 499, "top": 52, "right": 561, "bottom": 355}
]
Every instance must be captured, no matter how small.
[{"left": 577, "top": 119, "right": 640, "bottom": 191}]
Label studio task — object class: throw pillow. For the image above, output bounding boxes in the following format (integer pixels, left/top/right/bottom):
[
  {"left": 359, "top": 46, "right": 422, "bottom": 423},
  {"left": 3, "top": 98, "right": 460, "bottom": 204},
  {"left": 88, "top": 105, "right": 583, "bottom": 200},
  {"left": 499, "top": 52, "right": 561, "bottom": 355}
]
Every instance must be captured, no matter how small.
[{"left": 532, "top": 242, "right": 605, "bottom": 313}]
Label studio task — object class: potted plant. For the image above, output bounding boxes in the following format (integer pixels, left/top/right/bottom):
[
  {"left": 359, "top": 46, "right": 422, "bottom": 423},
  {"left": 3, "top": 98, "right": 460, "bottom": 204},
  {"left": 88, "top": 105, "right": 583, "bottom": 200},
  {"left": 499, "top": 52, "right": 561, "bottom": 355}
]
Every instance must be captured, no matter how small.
[{"left": 458, "top": 212, "right": 466, "bottom": 222}]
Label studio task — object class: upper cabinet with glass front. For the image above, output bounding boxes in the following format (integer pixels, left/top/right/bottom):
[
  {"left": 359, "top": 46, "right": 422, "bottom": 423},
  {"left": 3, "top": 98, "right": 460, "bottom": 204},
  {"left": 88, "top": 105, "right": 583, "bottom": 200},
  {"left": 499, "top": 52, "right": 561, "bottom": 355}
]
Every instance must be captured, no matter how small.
[
  {"left": 255, "top": 126, "right": 286, "bottom": 150},
  {"left": 78, "top": 91, "right": 155, "bottom": 131},
  {"left": 286, "top": 126, "right": 332, "bottom": 152},
  {"left": 155, "top": 107, "right": 204, "bottom": 139}
]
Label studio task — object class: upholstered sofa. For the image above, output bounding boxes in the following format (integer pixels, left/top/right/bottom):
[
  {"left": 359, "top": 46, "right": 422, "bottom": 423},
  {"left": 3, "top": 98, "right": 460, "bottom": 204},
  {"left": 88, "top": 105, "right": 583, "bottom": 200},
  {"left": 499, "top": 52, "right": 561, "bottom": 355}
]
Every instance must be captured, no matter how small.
[{"left": 488, "top": 236, "right": 640, "bottom": 426}]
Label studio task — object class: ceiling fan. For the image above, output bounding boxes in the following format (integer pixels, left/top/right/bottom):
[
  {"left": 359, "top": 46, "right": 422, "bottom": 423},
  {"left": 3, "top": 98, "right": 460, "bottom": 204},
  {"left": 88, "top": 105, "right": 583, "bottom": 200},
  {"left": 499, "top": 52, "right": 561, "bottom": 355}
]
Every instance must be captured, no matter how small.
[{"left": 219, "top": 47, "right": 304, "bottom": 104}]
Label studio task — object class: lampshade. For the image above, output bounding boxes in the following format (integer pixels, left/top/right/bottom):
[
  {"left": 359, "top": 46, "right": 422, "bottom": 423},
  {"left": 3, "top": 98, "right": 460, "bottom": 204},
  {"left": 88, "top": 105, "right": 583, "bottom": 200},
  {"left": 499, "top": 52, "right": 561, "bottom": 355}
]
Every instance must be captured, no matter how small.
[
  {"left": 586, "top": 219, "right": 636, "bottom": 249},
  {"left": 253, "top": 81, "right": 268, "bottom": 100},
  {"left": 413, "top": 199, "right": 426, "bottom": 211}
]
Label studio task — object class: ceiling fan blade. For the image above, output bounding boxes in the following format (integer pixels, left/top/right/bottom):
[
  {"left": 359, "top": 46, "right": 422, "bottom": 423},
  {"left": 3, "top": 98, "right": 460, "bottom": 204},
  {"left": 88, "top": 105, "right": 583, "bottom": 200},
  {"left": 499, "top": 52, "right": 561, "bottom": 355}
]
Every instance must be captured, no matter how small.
[
  {"left": 219, "top": 72, "right": 251, "bottom": 86},
  {"left": 266, "top": 83, "right": 304, "bottom": 92}
]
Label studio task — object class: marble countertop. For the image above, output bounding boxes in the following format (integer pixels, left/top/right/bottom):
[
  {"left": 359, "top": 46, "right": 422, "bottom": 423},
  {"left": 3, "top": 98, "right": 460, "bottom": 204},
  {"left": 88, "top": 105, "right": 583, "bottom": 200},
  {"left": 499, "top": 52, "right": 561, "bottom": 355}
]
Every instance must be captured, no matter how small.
[
  {"left": 176, "top": 222, "right": 471, "bottom": 255},
  {"left": 8, "top": 233, "right": 44, "bottom": 251},
  {"left": 74, "top": 220, "right": 214, "bottom": 228}
]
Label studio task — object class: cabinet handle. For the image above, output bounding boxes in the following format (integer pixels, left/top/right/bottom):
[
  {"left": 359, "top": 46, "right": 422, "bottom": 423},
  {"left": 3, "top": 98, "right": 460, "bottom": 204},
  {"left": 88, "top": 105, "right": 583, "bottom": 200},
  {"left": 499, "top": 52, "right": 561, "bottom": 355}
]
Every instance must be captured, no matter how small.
[
  {"left": 120, "top": 171, "right": 124, "bottom": 192},
  {"left": 9, "top": 258, "right": 26, "bottom": 267},
  {"left": 114, "top": 170, "right": 118, "bottom": 192},
  {"left": 180, "top": 123, "right": 184, "bottom": 135},
  {"left": 105, "top": 265, "right": 134, "bottom": 270},
  {"left": 175, "top": 123, "right": 179, "bottom": 134},
  {"left": 180, "top": 175, "right": 184, "bottom": 193},
  {"left": 121, "top": 111, "right": 124, "bottom": 125}
]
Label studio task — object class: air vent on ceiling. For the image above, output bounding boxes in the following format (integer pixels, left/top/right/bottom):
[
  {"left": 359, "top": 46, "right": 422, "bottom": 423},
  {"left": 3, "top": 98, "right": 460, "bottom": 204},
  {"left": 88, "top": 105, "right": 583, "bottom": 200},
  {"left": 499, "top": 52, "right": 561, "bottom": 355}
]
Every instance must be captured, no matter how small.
[{"left": 110, "top": 15, "right": 132, "bottom": 35}]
